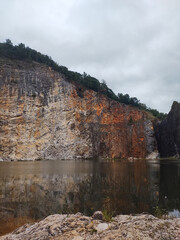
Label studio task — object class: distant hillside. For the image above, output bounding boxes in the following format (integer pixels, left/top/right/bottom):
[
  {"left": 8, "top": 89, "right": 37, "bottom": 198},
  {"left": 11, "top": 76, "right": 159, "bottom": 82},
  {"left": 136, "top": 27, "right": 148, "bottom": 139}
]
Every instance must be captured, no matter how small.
[{"left": 0, "top": 39, "right": 167, "bottom": 120}]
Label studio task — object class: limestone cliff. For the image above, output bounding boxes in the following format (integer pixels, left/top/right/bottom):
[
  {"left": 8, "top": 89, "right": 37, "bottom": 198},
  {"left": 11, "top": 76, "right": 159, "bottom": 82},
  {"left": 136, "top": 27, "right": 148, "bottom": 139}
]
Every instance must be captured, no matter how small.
[
  {"left": 155, "top": 101, "right": 180, "bottom": 158},
  {"left": 0, "top": 58, "right": 157, "bottom": 160}
]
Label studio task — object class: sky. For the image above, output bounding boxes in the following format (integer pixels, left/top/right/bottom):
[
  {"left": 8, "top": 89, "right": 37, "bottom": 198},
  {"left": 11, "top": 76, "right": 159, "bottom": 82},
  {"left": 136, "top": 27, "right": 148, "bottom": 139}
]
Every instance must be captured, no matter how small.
[{"left": 0, "top": 0, "right": 180, "bottom": 113}]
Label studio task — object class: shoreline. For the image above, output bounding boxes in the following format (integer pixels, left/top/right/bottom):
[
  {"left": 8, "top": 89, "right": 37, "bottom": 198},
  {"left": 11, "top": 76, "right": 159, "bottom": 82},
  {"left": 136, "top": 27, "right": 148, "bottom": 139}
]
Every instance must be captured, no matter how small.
[
  {"left": 0, "top": 156, "right": 180, "bottom": 162},
  {"left": 0, "top": 212, "right": 179, "bottom": 240}
]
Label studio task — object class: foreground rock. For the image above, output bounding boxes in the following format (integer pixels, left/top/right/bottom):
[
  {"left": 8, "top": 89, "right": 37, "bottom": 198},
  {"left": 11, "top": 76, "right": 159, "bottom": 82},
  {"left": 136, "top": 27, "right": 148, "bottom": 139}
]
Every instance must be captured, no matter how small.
[{"left": 0, "top": 213, "right": 179, "bottom": 240}]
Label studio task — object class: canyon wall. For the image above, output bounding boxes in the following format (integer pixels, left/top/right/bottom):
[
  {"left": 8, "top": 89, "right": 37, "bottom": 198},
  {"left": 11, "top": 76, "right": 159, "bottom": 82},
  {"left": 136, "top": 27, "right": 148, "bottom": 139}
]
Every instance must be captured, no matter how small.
[
  {"left": 0, "top": 58, "right": 157, "bottom": 160},
  {"left": 155, "top": 101, "right": 180, "bottom": 158}
]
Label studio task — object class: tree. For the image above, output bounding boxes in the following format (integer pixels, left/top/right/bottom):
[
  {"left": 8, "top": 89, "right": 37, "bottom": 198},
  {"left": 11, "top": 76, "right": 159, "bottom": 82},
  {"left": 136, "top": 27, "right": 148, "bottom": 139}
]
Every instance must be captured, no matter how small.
[{"left": 5, "top": 39, "right": 13, "bottom": 46}]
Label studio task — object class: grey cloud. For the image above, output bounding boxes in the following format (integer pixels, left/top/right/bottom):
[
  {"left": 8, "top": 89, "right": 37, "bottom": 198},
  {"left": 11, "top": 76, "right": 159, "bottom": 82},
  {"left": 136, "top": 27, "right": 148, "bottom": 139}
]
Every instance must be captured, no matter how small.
[{"left": 0, "top": 0, "right": 180, "bottom": 113}]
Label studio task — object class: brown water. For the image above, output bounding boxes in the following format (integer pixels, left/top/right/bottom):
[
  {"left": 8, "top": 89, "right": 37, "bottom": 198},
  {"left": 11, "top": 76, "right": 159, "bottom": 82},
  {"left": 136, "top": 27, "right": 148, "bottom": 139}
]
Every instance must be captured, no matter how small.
[{"left": 0, "top": 159, "right": 180, "bottom": 236}]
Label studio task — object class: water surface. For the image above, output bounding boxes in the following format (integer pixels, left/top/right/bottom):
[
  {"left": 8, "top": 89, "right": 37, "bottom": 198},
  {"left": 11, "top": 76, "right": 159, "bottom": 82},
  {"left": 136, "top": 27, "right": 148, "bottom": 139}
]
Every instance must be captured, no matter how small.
[{"left": 0, "top": 159, "right": 180, "bottom": 235}]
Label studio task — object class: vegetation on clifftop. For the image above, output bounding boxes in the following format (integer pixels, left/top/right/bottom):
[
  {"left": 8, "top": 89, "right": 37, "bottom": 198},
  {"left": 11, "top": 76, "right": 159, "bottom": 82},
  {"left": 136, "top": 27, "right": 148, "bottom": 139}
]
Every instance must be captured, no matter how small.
[{"left": 0, "top": 39, "right": 167, "bottom": 120}]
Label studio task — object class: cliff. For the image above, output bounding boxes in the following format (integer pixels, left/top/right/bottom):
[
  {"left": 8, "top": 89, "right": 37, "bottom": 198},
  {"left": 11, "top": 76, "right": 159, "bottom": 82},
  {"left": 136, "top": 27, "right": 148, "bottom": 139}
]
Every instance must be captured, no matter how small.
[
  {"left": 155, "top": 101, "right": 180, "bottom": 158},
  {"left": 0, "top": 58, "right": 157, "bottom": 161}
]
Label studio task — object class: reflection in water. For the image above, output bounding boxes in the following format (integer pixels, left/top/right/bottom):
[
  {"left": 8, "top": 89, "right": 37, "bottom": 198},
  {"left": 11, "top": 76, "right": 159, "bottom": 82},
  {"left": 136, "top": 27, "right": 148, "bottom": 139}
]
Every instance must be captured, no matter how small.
[
  {"left": 159, "top": 161, "right": 180, "bottom": 213},
  {"left": 0, "top": 159, "right": 179, "bottom": 236}
]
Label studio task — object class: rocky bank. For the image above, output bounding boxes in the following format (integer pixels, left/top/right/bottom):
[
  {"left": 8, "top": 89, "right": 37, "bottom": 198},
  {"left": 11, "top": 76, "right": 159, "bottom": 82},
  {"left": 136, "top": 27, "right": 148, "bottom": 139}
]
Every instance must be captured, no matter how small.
[
  {"left": 0, "top": 212, "right": 179, "bottom": 240},
  {"left": 0, "top": 58, "right": 157, "bottom": 161}
]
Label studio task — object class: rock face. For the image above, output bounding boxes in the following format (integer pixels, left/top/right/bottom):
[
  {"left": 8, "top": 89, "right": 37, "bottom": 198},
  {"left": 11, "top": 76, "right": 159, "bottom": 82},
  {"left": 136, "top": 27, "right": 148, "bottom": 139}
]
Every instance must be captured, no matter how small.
[
  {"left": 155, "top": 101, "right": 180, "bottom": 158},
  {"left": 0, "top": 58, "right": 157, "bottom": 160}
]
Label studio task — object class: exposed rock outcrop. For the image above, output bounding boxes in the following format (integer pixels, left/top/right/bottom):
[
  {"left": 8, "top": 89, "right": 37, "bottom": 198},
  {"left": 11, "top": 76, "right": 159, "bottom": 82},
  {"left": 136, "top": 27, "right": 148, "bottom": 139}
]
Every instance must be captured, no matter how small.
[
  {"left": 155, "top": 101, "right": 180, "bottom": 158},
  {"left": 0, "top": 58, "right": 157, "bottom": 160},
  {"left": 0, "top": 213, "right": 179, "bottom": 240}
]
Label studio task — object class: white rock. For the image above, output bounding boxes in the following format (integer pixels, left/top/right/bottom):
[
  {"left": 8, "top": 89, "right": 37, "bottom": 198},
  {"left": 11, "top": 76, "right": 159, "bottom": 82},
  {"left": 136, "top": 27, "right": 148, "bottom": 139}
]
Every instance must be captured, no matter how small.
[
  {"left": 96, "top": 223, "right": 109, "bottom": 232},
  {"left": 72, "top": 236, "right": 83, "bottom": 240},
  {"left": 146, "top": 151, "right": 159, "bottom": 159}
]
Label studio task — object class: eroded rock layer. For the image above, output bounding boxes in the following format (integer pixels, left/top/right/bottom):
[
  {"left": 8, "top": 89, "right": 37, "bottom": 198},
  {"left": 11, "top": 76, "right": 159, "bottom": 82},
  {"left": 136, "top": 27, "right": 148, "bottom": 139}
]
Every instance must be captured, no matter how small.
[{"left": 0, "top": 58, "right": 157, "bottom": 160}]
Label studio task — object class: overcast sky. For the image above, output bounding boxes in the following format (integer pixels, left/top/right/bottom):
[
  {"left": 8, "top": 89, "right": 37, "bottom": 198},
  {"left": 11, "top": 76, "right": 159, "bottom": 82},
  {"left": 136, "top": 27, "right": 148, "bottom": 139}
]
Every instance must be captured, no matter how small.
[{"left": 1, "top": 0, "right": 180, "bottom": 113}]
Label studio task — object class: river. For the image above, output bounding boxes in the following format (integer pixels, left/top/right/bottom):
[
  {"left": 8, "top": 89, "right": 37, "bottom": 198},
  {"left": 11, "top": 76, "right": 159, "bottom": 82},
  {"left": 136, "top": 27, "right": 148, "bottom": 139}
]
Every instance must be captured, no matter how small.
[{"left": 0, "top": 159, "right": 180, "bottom": 236}]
